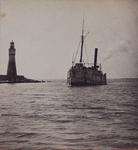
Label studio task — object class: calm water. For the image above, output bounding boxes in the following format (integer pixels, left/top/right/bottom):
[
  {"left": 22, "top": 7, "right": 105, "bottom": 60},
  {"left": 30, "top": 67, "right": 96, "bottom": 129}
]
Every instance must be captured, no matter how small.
[{"left": 0, "top": 79, "right": 138, "bottom": 150}]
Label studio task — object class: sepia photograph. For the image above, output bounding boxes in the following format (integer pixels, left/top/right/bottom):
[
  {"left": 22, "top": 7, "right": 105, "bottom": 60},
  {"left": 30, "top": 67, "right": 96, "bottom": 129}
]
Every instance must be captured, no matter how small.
[{"left": 0, "top": 0, "right": 138, "bottom": 149}]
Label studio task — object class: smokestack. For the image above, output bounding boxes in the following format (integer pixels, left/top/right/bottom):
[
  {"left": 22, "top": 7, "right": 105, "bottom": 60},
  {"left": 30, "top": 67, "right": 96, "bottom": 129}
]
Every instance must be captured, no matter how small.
[{"left": 94, "top": 48, "right": 98, "bottom": 69}]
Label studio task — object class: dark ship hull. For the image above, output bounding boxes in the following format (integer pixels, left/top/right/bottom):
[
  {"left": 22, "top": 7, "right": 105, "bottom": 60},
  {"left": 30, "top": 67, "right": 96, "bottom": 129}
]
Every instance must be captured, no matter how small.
[{"left": 67, "top": 63, "right": 107, "bottom": 86}]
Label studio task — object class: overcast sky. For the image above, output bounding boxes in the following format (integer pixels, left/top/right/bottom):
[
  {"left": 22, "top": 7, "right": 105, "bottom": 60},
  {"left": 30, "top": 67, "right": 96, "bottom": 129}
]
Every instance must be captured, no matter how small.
[{"left": 0, "top": 0, "right": 138, "bottom": 79}]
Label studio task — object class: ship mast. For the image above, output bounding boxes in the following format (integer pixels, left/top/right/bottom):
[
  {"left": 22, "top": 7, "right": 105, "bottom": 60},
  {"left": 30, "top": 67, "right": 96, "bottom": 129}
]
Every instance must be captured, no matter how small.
[{"left": 79, "top": 19, "right": 84, "bottom": 63}]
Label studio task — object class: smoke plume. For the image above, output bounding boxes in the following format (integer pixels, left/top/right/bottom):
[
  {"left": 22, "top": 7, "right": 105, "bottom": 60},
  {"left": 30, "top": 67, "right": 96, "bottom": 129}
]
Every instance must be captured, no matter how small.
[{"left": 103, "top": 40, "right": 131, "bottom": 62}]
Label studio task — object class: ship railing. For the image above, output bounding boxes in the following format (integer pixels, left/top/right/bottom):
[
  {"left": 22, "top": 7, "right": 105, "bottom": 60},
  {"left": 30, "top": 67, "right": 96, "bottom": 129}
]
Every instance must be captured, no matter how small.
[
  {"left": 83, "top": 62, "right": 101, "bottom": 67},
  {"left": 72, "top": 62, "right": 102, "bottom": 70}
]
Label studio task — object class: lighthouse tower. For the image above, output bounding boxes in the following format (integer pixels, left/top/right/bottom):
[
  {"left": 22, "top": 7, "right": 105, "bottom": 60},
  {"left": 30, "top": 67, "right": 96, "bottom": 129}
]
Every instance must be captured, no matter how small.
[{"left": 7, "top": 41, "right": 17, "bottom": 81}]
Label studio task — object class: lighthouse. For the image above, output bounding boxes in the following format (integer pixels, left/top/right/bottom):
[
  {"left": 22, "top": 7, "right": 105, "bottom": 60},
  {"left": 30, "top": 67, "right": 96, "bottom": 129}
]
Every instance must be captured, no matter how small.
[{"left": 7, "top": 41, "right": 17, "bottom": 81}]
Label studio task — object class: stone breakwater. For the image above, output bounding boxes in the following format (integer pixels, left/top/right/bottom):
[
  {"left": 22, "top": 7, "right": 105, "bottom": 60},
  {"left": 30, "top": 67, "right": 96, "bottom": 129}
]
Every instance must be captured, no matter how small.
[{"left": 0, "top": 75, "right": 45, "bottom": 83}]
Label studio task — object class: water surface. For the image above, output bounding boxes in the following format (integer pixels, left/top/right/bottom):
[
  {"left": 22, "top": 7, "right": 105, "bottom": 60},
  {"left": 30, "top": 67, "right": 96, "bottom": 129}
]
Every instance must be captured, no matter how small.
[{"left": 0, "top": 79, "right": 138, "bottom": 149}]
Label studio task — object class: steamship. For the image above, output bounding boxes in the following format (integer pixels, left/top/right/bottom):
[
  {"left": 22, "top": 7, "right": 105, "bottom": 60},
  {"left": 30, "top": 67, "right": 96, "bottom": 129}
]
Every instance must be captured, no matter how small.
[{"left": 67, "top": 22, "right": 107, "bottom": 86}]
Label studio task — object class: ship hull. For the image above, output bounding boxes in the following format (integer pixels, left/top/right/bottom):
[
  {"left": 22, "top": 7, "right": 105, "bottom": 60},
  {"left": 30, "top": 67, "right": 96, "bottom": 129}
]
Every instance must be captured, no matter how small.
[
  {"left": 67, "top": 78, "right": 107, "bottom": 86},
  {"left": 68, "top": 80, "right": 107, "bottom": 86},
  {"left": 67, "top": 65, "right": 107, "bottom": 86}
]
